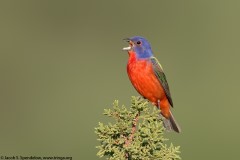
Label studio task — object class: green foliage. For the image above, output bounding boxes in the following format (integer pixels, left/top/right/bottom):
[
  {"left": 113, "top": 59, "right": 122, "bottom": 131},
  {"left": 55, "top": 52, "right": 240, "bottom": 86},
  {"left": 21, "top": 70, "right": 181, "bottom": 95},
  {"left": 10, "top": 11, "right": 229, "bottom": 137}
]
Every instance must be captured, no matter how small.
[{"left": 95, "top": 96, "right": 181, "bottom": 160}]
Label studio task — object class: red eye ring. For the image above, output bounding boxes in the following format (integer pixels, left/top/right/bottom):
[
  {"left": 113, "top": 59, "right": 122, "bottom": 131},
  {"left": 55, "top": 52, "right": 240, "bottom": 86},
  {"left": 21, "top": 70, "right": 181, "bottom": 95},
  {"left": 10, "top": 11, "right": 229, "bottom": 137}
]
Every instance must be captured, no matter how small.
[{"left": 136, "top": 41, "right": 141, "bottom": 45}]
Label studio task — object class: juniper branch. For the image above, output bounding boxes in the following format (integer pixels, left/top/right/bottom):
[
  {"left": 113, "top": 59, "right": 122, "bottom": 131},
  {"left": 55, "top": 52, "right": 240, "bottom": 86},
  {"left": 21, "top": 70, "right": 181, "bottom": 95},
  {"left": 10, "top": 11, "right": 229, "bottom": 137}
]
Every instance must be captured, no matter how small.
[{"left": 95, "top": 96, "right": 181, "bottom": 160}]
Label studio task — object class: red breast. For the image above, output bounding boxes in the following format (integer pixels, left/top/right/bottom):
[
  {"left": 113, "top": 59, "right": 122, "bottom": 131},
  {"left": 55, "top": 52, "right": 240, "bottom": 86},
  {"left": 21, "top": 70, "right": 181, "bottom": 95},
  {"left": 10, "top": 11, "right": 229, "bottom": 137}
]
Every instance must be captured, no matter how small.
[{"left": 127, "top": 51, "right": 170, "bottom": 118}]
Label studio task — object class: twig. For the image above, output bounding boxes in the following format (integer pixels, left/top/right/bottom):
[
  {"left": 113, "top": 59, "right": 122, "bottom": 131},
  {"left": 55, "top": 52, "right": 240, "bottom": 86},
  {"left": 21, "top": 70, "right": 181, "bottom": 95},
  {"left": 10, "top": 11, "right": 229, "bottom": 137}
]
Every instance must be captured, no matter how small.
[{"left": 124, "top": 111, "right": 140, "bottom": 159}]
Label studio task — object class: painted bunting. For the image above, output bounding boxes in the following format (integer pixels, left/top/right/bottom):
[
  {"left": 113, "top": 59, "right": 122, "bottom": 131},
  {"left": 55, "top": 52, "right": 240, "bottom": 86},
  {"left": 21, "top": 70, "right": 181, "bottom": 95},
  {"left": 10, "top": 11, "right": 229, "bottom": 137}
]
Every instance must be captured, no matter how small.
[{"left": 123, "top": 36, "right": 181, "bottom": 133}]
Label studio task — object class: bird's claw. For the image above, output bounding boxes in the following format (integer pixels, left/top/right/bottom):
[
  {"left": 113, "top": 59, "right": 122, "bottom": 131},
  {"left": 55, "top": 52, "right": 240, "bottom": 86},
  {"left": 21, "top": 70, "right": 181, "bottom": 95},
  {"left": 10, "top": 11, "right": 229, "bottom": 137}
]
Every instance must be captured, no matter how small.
[{"left": 157, "top": 99, "right": 161, "bottom": 109}]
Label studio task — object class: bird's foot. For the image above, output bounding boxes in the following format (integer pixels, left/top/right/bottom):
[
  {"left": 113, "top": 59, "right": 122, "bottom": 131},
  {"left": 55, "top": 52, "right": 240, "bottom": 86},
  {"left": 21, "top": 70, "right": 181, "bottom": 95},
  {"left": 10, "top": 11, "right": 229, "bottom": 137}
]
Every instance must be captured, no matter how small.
[{"left": 157, "top": 99, "right": 161, "bottom": 109}]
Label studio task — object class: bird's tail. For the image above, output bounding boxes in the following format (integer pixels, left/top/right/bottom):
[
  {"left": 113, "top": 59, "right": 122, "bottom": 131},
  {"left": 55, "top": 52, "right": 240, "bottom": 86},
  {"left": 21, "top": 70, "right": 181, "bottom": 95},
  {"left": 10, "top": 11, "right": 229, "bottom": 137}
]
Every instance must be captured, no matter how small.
[{"left": 162, "top": 111, "right": 181, "bottom": 133}]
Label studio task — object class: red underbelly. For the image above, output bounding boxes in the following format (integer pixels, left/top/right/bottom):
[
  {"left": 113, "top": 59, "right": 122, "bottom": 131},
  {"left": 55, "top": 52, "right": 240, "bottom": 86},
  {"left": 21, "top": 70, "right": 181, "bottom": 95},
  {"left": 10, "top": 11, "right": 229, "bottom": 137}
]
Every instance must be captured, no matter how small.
[
  {"left": 127, "top": 60, "right": 166, "bottom": 104},
  {"left": 127, "top": 52, "right": 170, "bottom": 118}
]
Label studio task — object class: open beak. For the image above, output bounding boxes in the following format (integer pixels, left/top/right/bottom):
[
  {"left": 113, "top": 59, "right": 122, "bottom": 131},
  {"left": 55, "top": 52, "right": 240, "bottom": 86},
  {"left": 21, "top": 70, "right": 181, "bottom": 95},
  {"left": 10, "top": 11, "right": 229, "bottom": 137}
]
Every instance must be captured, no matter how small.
[{"left": 122, "top": 38, "right": 132, "bottom": 51}]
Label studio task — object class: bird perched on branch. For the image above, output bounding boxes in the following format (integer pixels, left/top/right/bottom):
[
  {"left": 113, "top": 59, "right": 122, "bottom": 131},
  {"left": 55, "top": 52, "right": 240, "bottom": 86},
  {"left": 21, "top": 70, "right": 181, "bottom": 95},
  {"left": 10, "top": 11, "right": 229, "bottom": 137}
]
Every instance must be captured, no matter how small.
[{"left": 123, "top": 36, "right": 181, "bottom": 133}]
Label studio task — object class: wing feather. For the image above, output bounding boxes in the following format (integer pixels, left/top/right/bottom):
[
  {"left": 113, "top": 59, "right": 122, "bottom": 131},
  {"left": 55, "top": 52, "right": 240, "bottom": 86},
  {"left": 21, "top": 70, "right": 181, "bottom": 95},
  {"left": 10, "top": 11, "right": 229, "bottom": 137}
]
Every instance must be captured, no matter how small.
[{"left": 150, "top": 57, "right": 174, "bottom": 107}]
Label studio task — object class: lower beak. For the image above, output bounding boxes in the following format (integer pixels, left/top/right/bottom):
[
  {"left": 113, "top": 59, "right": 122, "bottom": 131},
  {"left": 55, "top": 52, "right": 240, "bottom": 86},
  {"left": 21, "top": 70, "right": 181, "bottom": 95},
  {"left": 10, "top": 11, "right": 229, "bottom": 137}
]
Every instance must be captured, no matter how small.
[{"left": 122, "top": 46, "right": 131, "bottom": 51}]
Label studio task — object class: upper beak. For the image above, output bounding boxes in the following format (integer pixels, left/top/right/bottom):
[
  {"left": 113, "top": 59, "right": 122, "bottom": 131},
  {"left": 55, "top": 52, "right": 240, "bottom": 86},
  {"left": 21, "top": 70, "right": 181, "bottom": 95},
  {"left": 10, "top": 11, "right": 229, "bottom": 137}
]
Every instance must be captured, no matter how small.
[
  {"left": 122, "top": 38, "right": 131, "bottom": 51},
  {"left": 123, "top": 38, "right": 130, "bottom": 42}
]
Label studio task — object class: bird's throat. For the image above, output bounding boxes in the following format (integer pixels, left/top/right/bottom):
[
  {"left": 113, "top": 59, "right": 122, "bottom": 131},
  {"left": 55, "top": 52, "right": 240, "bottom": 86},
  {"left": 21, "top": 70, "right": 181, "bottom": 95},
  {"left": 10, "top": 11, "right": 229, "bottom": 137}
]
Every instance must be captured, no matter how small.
[{"left": 127, "top": 50, "right": 138, "bottom": 63}]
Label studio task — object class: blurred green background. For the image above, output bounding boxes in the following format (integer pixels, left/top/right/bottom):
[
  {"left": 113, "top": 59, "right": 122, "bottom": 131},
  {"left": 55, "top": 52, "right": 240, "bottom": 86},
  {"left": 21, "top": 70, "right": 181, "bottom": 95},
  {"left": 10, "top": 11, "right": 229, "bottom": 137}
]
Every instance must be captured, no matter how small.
[{"left": 0, "top": 0, "right": 240, "bottom": 159}]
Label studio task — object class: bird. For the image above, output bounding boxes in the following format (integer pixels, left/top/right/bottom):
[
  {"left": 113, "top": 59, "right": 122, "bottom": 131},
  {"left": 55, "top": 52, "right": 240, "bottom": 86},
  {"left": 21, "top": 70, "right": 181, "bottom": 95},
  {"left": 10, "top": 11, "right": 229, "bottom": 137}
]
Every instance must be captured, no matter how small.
[{"left": 122, "top": 36, "right": 181, "bottom": 133}]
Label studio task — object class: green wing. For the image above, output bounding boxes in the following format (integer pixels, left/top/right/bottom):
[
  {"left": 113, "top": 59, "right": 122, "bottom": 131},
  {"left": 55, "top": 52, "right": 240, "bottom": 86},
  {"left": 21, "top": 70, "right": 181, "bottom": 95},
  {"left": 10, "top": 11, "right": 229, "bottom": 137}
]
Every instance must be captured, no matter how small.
[{"left": 150, "top": 57, "right": 174, "bottom": 107}]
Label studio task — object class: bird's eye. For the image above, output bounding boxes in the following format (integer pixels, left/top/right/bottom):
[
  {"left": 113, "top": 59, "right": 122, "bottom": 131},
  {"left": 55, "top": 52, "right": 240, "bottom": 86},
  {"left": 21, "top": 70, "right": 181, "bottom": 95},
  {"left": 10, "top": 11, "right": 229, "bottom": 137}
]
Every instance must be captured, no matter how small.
[{"left": 136, "top": 41, "right": 141, "bottom": 45}]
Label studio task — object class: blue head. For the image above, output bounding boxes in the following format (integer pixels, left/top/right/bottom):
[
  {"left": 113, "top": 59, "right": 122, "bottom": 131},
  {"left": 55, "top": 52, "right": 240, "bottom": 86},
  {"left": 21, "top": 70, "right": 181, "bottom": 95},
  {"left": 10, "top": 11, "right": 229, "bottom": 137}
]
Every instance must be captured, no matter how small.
[{"left": 123, "top": 36, "right": 153, "bottom": 59}]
